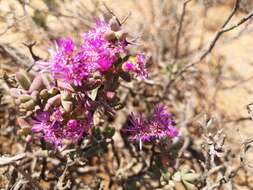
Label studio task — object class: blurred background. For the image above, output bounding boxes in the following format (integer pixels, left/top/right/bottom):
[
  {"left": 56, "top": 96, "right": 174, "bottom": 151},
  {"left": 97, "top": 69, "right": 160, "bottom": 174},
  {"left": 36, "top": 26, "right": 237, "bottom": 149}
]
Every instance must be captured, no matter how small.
[{"left": 1, "top": 0, "right": 253, "bottom": 189}]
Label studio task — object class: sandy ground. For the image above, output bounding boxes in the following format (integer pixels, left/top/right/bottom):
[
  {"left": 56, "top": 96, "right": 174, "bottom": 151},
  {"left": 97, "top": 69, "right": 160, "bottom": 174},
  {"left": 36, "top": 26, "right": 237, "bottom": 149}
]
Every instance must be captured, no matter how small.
[{"left": 1, "top": 0, "right": 253, "bottom": 189}]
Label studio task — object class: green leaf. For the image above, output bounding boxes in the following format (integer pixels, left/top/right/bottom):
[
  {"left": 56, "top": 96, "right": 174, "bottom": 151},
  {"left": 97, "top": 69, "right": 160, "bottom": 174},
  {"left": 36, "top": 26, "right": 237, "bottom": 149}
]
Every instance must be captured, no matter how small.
[
  {"left": 15, "top": 70, "right": 32, "bottom": 90},
  {"left": 182, "top": 173, "right": 200, "bottom": 182},
  {"left": 172, "top": 171, "right": 181, "bottom": 182},
  {"left": 182, "top": 179, "right": 196, "bottom": 190},
  {"left": 88, "top": 86, "right": 100, "bottom": 101}
]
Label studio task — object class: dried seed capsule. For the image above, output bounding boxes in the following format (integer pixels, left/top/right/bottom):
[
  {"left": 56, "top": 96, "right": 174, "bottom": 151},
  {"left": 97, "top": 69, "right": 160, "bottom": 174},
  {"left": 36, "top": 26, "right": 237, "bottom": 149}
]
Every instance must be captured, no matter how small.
[{"left": 109, "top": 16, "right": 120, "bottom": 31}]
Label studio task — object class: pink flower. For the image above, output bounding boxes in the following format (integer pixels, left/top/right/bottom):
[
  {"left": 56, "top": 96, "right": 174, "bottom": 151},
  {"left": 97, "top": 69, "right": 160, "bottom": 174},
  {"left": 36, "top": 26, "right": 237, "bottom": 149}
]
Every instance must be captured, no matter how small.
[
  {"left": 122, "top": 53, "right": 147, "bottom": 79},
  {"left": 37, "top": 20, "right": 129, "bottom": 86},
  {"left": 124, "top": 104, "right": 177, "bottom": 144},
  {"left": 30, "top": 109, "right": 91, "bottom": 149},
  {"left": 80, "top": 20, "right": 127, "bottom": 72}
]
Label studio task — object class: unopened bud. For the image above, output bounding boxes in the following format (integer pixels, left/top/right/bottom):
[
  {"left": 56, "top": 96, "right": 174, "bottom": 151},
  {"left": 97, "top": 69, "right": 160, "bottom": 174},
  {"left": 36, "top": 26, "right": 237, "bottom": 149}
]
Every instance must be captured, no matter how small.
[
  {"left": 25, "top": 135, "right": 32, "bottom": 142},
  {"left": 105, "top": 91, "right": 116, "bottom": 100},
  {"left": 40, "top": 89, "right": 49, "bottom": 99},
  {"left": 109, "top": 16, "right": 120, "bottom": 31},
  {"left": 104, "top": 30, "right": 117, "bottom": 41},
  {"left": 116, "top": 29, "right": 128, "bottom": 41},
  {"left": 91, "top": 127, "right": 101, "bottom": 137},
  {"left": 44, "top": 94, "right": 61, "bottom": 111},
  {"left": 48, "top": 87, "right": 59, "bottom": 96},
  {"left": 104, "top": 126, "right": 115, "bottom": 138}
]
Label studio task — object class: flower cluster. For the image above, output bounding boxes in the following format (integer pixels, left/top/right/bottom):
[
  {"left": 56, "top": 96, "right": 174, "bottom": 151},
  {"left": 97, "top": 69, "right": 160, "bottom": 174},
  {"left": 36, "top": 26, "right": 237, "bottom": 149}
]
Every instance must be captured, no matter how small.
[
  {"left": 124, "top": 104, "right": 177, "bottom": 147},
  {"left": 12, "top": 17, "right": 148, "bottom": 149},
  {"left": 37, "top": 19, "right": 147, "bottom": 86}
]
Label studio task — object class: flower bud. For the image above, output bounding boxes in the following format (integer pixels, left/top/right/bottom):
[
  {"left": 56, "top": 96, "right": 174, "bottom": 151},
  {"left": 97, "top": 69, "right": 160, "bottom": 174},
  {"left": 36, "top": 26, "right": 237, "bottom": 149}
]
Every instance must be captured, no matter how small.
[
  {"left": 104, "top": 30, "right": 117, "bottom": 41},
  {"left": 40, "top": 89, "right": 49, "bottom": 99},
  {"left": 104, "top": 126, "right": 115, "bottom": 138},
  {"left": 116, "top": 29, "right": 128, "bottom": 41},
  {"left": 105, "top": 91, "right": 116, "bottom": 101},
  {"left": 67, "top": 119, "right": 78, "bottom": 129},
  {"left": 122, "top": 61, "right": 134, "bottom": 72},
  {"left": 109, "top": 16, "right": 120, "bottom": 31},
  {"left": 48, "top": 87, "right": 59, "bottom": 96},
  {"left": 25, "top": 135, "right": 32, "bottom": 142},
  {"left": 91, "top": 127, "right": 101, "bottom": 137},
  {"left": 26, "top": 110, "right": 33, "bottom": 117},
  {"left": 44, "top": 94, "right": 61, "bottom": 111}
]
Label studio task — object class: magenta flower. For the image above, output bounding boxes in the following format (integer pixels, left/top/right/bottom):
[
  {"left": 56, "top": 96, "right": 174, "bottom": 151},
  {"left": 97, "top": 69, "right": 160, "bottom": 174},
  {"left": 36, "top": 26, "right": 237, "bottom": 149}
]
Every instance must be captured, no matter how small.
[
  {"left": 37, "top": 20, "right": 128, "bottom": 86},
  {"left": 80, "top": 20, "right": 127, "bottom": 72},
  {"left": 50, "top": 37, "right": 95, "bottom": 86},
  {"left": 30, "top": 109, "right": 91, "bottom": 149},
  {"left": 124, "top": 104, "right": 177, "bottom": 147},
  {"left": 30, "top": 111, "right": 63, "bottom": 147},
  {"left": 122, "top": 53, "right": 147, "bottom": 79}
]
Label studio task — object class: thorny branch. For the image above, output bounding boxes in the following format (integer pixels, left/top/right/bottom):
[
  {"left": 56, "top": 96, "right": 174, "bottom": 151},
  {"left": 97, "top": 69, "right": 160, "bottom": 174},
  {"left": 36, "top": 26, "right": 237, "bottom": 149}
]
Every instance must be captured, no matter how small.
[
  {"left": 174, "top": 0, "right": 192, "bottom": 59},
  {"left": 167, "top": 0, "right": 253, "bottom": 89},
  {"left": 1, "top": 1, "right": 253, "bottom": 190},
  {"left": 23, "top": 41, "right": 41, "bottom": 72},
  {"left": 11, "top": 163, "right": 43, "bottom": 190},
  {"left": 56, "top": 163, "right": 72, "bottom": 190}
]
